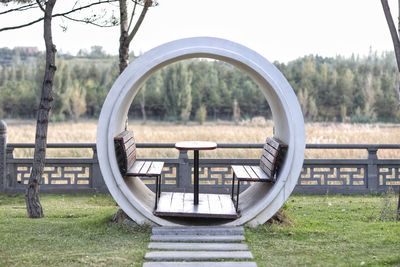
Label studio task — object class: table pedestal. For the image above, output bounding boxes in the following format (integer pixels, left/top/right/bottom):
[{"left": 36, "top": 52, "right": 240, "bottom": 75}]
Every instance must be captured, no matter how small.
[
  {"left": 193, "top": 150, "right": 199, "bottom": 205},
  {"left": 175, "top": 141, "right": 217, "bottom": 206}
]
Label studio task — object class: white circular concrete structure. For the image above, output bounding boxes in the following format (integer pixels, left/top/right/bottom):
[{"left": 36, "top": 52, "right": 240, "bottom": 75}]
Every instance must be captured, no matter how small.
[{"left": 97, "top": 37, "right": 305, "bottom": 227}]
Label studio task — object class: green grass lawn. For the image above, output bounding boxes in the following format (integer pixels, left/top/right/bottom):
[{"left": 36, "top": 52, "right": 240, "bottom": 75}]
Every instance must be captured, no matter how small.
[
  {"left": 247, "top": 194, "right": 400, "bottom": 267},
  {"left": 0, "top": 194, "right": 399, "bottom": 267},
  {"left": 0, "top": 194, "right": 150, "bottom": 267}
]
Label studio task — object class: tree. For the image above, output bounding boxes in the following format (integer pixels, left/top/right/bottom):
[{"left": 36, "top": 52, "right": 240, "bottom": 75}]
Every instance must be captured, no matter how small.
[
  {"left": 70, "top": 81, "right": 87, "bottom": 121},
  {"left": 111, "top": 0, "right": 158, "bottom": 223},
  {"left": 0, "top": 0, "right": 120, "bottom": 218},
  {"left": 142, "top": 70, "right": 164, "bottom": 119},
  {"left": 139, "top": 84, "right": 147, "bottom": 123},
  {"left": 25, "top": 0, "right": 57, "bottom": 218},
  {"left": 195, "top": 104, "right": 207, "bottom": 125},
  {"left": 381, "top": 0, "right": 400, "bottom": 220},
  {"left": 381, "top": 0, "right": 400, "bottom": 76},
  {"left": 298, "top": 88, "right": 310, "bottom": 120},
  {"left": 177, "top": 63, "right": 193, "bottom": 123},
  {"left": 89, "top": 45, "right": 108, "bottom": 58},
  {"left": 1, "top": 0, "right": 154, "bottom": 218},
  {"left": 232, "top": 99, "right": 241, "bottom": 124},
  {"left": 118, "top": 0, "right": 157, "bottom": 73}
]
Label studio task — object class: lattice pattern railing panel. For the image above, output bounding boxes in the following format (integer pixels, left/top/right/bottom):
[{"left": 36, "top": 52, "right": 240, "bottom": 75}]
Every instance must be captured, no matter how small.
[
  {"left": 140, "top": 165, "right": 177, "bottom": 185},
  {"left": 142, "top": 164, "right": 369, "bottom": 187},
  {"left": 198, "top": 166, "right": 234, "bottom": 186},
  {"left": 5, "top": 143, "right": 400, "bottom": 194},
  {"left": 9, "top": 160, "right": 400, "bottom": 193},
  {"left": 140, "top": 165, "right": 237, "bottom": 186},
  {"left": 299, "top": 165, "right": 366, "bottom": 186},
  {"left": 16, "top": 164, "right": 91, "bottom": 187},
  {"left": 379, "top": 166, "right": 400, "bottom": 186}
]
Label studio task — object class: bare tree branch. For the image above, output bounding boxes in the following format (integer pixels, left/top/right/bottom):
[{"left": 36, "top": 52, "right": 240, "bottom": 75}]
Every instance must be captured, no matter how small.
[
  {"left": 127, "top": 0, "right": 138, "bottom": 32},
  {"left": 0, "top": 0, "right": 34, "bottom": 3},
  {"left": 129, "top": 0, "right": 156, "bottom": 7},
  {"left": 126, "top": 0, "right": 151, "bottom": 44},
  {"left": 0, "top": 2, "right": 37, "bottom": 15},
  {"left": 0, "top": 16, "right": 44, "bottom": 32},
  {"left": 72, "top": 0, "right": 79, "bottom": 10},
  {"left": 52, "top": 0, "right": 118, "bottom": 19},
  {"left": 63, "top": 14, "right": 116, "bottom": 27},
  {"left": 0, "top": 0, "right": 119, "bottom": 32},
  {"left": 36, "top": 0, "right": 45, "bottom": 12}
]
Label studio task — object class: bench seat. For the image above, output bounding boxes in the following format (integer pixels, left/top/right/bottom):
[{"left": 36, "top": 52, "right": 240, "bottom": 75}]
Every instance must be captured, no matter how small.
[
  {"left": 114, "top": 130, "right": 164, "bottom": 210},
  {"left": 231, "top": 165, "right": 272, "bottom": 182},
  {"left": 231, "top": 137, "right": 287, "bottom": 212},
  {"left": 126, "top": 161, "right": 164, "bottom": 177}
]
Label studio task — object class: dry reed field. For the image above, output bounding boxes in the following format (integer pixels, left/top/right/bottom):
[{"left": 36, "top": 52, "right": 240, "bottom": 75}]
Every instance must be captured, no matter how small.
[{"left": 4, "top": 119, "right": 400, "bottom": 159}]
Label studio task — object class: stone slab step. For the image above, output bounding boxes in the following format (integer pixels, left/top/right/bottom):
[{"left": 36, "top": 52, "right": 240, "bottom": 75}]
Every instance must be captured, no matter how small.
[
  {"left": 148, "top": 242, "right": 249, "bottom": 251},
  {"left": 152, "top": 226, "right": 244, "bottom": 236},
  {"left": 144, "top": 251, "right": 253, "bottom": 261},
  {"left": 143, "top": 262, "right": 257, "bottom": 267},
  {"left": 151, "top": 235, "right": 244, "bottom": 243}
]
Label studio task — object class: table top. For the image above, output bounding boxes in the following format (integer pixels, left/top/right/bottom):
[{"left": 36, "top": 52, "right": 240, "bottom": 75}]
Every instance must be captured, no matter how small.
[{"left": 175, "top": 141, "right": 217, "bottom": 151}]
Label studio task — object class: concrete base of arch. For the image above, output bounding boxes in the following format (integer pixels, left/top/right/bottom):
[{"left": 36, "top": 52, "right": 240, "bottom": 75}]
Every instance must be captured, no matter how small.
[{"left": 96, "top": 37, "right": 305, "bottom": 227}]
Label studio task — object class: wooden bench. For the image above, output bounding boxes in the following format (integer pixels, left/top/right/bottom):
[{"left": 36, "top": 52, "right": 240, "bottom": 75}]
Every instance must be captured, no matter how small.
[
  {"left": 114, "top": 130, "right": 164, "bottom": 209},
  {"left": 231, "top": 137, "right": 287, "bottom": 212}
]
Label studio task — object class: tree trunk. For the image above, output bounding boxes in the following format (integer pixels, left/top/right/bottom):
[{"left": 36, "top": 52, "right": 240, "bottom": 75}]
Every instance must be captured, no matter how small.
[
  {"left": 381, "top": 0, "right": 400, "bottom": 70},
  {"left": 397, "top": 188, "right": 400, "bottom": 220},
  {"left": 381, "top": 0, "right": 400, "bottom": 219},
  {"left": 113, "top": 0, "right": 153, "bottom": 223},
  {"left": 119, "top": 0, "right": 129, "bottom": 74},
  {"left": 119, "top": 0, "right": 152, "bottom": 74},
  {"left": 140, "top": 91, "right": 147, "bottom": 123},
  {"left": 25, "top": 0, "right": 57, "bottom": 218}
]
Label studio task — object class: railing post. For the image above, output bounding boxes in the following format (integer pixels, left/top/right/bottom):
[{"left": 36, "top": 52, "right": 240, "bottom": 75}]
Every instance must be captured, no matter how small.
[
  {"left": 0, "top": 120, "right": 6, "bottom": 192},
  {"left": 367, "top": 148, "right": 379, "bottom": 193},
  {"left": 91, "top": 147, "right": 108, "bottom": 193},
  {"left": 6, "top": 147, "right": 15, "bottom": 190},
  {"left": 177, "top": 150, "right": 191, "bottom": 192}
]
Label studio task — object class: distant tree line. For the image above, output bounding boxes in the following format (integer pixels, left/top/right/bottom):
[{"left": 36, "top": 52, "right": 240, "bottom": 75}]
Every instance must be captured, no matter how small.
[
  {"left": 0, "top": 47, "right": 399, "bottom": 122},
  {"left": 278, "top": 51, "right": 399, "bottom": 122}
]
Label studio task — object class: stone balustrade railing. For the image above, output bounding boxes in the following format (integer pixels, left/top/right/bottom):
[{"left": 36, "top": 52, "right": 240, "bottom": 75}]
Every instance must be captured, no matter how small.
[{"left": 0, "top": 122, "right": 399, "bottom": 194}]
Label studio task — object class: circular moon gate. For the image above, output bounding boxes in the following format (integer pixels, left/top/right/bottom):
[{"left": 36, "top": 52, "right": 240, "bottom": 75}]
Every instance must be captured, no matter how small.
[{"left": 97, "top": 37, "right": 305, "bottom": 227}]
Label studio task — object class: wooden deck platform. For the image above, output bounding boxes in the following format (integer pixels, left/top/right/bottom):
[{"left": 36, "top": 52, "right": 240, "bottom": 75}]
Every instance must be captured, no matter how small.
[{"left": 154, "top": 192, "right": 239, "bottom": 219}]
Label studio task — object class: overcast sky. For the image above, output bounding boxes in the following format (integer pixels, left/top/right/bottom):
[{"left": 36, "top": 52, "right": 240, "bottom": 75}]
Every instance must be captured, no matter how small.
[{"left": 0, "top": 0, "right": 396, "bottom": 62}]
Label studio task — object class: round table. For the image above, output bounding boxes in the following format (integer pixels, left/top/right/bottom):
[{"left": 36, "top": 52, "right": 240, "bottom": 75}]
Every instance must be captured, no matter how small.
[{"left": 175, "top": 141, "right": 217, "bottom": 205}]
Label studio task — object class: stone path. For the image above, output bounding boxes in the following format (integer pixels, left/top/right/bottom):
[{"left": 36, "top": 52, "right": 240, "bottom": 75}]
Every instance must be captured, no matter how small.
[{"left": 143, "top": 226, "right": 257, "bottom": 267}]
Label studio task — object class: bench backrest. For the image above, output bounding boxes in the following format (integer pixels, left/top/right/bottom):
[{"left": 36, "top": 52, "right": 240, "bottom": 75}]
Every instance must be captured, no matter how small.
[
  {"left": 260, "top": 137, "right": 287, "bottom": 181},
  {"left": 114, "top": 131, "right": 137, "bottom": 176}
]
